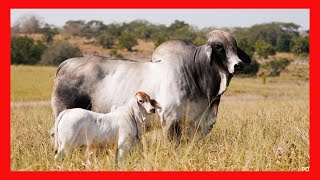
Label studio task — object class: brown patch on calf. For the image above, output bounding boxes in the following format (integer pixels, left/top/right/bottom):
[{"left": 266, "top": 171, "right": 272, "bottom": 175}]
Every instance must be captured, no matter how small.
[{"left": 135, "top": 91, "right": 151, "bottom": 102}]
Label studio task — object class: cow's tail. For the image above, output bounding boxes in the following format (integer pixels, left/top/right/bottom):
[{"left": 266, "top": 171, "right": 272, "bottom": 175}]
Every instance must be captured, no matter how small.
[{"left": 54, "top": 110, "right": 68, "bottom": 155}]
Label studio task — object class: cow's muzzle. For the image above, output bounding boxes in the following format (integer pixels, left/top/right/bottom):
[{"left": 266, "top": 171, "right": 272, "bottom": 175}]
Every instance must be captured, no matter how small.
[{"left": 234, "top": 62, "right": 244, "bottom": 72}]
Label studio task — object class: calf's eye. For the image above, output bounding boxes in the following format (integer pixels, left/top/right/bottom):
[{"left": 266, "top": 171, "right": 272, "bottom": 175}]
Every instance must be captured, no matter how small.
[{"left": 138, "top": 100, "right": 144, "bottom": 103}]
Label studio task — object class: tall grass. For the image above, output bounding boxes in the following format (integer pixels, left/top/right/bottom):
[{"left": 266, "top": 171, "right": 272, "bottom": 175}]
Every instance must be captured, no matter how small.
[{"left": 10, "top": 98, "right": 309, "bottom": 171}]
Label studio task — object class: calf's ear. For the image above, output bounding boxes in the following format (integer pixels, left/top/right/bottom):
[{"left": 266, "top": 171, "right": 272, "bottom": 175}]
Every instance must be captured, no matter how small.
[
  {"left": 150, "top": 99, "right": 162, "bottom": 110},
  {"left": 237, "top": 47, "right": 251, "bottom": 64}
]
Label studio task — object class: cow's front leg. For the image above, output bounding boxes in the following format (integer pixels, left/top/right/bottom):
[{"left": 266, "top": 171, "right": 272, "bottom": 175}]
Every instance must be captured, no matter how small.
[
  {"left": 162, "top": 113, "right": 181, "bottom": 142},
  {"left": 199, "top": 96, "right": 221, "bottom": 139}
]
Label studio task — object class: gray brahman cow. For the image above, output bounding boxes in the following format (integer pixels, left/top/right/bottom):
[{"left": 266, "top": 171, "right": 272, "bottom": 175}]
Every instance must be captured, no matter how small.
[{"left": 51, "top": 30, "right": 251, "bottom": 139}]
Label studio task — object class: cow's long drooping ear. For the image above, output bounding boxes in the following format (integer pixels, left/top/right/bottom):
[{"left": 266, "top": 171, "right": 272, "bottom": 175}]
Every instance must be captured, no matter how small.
[
  {"left": 204, "top": 44, "right": 213, "bottom": 66},
  {"left": 237, "top": 47, "right": 251, "bottom": 64},
  {"left": 150, "top": 99, "right": 162, "bottom": 110}
]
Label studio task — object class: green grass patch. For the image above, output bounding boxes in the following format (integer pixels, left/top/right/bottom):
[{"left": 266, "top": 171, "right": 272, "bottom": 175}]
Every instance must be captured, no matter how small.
[{"left": 11, "top": 65, "right": 56, "bottom": 102}]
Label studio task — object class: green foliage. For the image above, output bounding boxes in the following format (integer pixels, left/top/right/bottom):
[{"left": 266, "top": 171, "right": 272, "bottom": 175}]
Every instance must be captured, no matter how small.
[
  {"left": 290, "top": 36, "right": 309, "bottom": 54},
  {"left": 40, "top": 41, "right": 82, "bottom": 65},
  {"left": 41, "top": 24, "right": 59, "bottom": 43},
  {"left": 63, "top": 20, "right": 85, "bottom": 37},
  {"left": 255, "top": 40, "right": 276, "bottom": 58},
  {"left": 237, "top": 38, "right": 255, "bottom": 58},
  {"left": 97, "top": 32, "right": 115, "bottom": 49},
  {"left": 276, "top": 34, "right": 291, "bottom": 52},
  {"left": 193, "top": 36, "right": 207, "bottom": 46},
  {"left": 11, "top": 36, "right": 47, "bottom": 65},
  {"left": 80, "top": 20, "right": 107, "bottom": 38},
  {"left": 168, "top": 20, "right": 197, "bottom": 42},
  {"left": 118, "top": 31, "right": 138, "bottom": 51},
  {"left": 109, "top": 49, "right": 124, "bottom": 58},
  {"left": 262, "top": 58, "right": 291, "bottom": 77},
  {"left": 13, "top": 19, "right": 310, "bottom": 62},
  {"left": 121, "top": 20, "right": 153, "bottom": 40},
  {"left": 59, "top": 20, "right": 309, "bottom": 56},
  {"left": 154, "top": 35, "right": 169, "bottom": 48},
  {"left": 104, "top": 23, "right": 124, "bottom": 38},
  {"left": 232, "top": 22, "right": 300, "bottom": 52},
  {"left": 169, "top": 20, "right": 188, "bottom": 30},
  {"left": 242, "top": 60, "right": 260, "bottom": 76}
]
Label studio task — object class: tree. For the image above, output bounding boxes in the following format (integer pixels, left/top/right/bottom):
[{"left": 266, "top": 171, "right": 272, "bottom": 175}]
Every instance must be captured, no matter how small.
[
  {"left": 12, "top": 15, "right": 43, "bottom": 34},
  {"left": 63, "top": 20, "right": 85, "bottom": 36},
  {"left": 237, "top": 38, "right": 255, "bottom": 58},
  {"left": 232, "top": 22, "right": 300, "bottom": 52},
  {"left": 118, "top": 31, "right": 138, "bottom": 51},
  {"left": 154, "top": 35, "right": 169, "bottom": 48},
  {"left": 172, "top": 26, "right": 197, "bottom": 42},
  {"left": 255, "top": 40, "right": 276, "bottom": 58},
  {"left": 11, "top": 36, "right": 47, "bottom": 64},
  {"left": 242, "top": 60, "right": 260, "bottom": 76},
  {"left": 262, "top": 58, "right": 291, "bottom": 77},
  {"left": 104, "top": 23, "right": 124, "bottom": 38},
  {"left": 276, "top": 34, "right": 291, "bottom": 52},
  {"left": 97, "top": 32, "right": 115, "bottom": 49},
  {"left": 40, "top": 41, "right": 82, "bottom": 65},
  {"left": 168, "top": 20, "right": 197, "bottom": 42},
  {"left": 169, "top": 20, "right": 188, "bottom": 31},
  {"left": 122, "top": 20, "right": 153, "bottom": 40},
  {"left": 80, "top": 20, "right": 107, "bottom": 38},
  {"left": 290, "top": 36, "right": 309, "bottom": 54},
  {"left": 41, "top": 24, "right": 59, "bottom": 43}
]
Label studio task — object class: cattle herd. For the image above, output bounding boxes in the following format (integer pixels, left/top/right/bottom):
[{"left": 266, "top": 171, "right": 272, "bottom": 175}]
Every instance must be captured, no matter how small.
[{"left": 50, "top": 30, "right": 251, "bottom": 165}]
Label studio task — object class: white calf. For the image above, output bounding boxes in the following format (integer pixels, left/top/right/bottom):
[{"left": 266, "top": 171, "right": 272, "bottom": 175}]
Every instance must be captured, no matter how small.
[{"left": 53, "top": 91, "right": 161, "bottom": 164}]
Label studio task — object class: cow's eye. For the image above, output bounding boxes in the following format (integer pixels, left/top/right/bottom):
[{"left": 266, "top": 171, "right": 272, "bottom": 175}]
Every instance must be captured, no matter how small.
[
  {"left": 138, "top": 100, "right": 144, "bottom": 103},
  {"left": 215, "top": 44, "right": 224, "bottom": 51}
]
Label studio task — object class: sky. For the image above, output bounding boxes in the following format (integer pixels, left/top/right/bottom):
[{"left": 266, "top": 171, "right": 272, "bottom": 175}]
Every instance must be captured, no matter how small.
[{"left": 10, "top": 9, "right": 309, "bottom": 30}]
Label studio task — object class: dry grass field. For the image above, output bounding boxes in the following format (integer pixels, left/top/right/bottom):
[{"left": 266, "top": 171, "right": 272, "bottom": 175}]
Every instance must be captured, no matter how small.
[{"left": 10, "top": 61, "right": 309, "bottom": 171}]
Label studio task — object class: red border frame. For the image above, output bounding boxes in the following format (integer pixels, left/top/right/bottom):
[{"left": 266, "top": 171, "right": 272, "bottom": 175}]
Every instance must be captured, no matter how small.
[{"left": 2, "top": 0, "right": 318, "bottom": 178}]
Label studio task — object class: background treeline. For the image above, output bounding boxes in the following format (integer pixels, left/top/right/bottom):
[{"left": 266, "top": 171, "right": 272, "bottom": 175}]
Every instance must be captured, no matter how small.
[{"left": 11, "top": 15, "right": 309, "bottom": 77}]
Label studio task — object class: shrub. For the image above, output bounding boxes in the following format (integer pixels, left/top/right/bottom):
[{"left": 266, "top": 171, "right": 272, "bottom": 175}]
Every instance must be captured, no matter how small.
[
  {"left": 255, "top": 40, "right": 276, "bottom": 58},
  {"left": 154, "top": 35, "right": 169, "bottom": 48},
  {"left": 193, "top": 36, "right": 207, "bottom": 46},
  {"left": 12, "top": 15, "right": 43, "bottom": 34},
  {"left": 242, "top": 60, "right": 260, "bottom": 76},
  {"left": 80, "top": 20, "right": 107, "bottom": 38},
  {"left": 118, "top": 31, "right": 138, "bottom": 51},
  {"left": 262, "top": 58, "right": 291, "bottom": 77},
  {"left": 109, "top": 49, "right": 124, "bottom": 58},
  {"left": 40, "top": 41, "right": 82, "bottom": 65},
  {"left": 97, "top": 33, "right": 115, "bottom": 49},
  {"left": 41, "top": 25, "right": 59, "bottom": 44},
  {"left": 237, "top": 38, "right": 255, "bottom": 58},
  {"left": 62, "top": 20, "right": 85, "bottom": 37},
  {"left": 11, "top": 36, "right": 47, "bottom": 65},
  {"left": 290, "top": 36, "right": 309, "bottom": 54}
]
